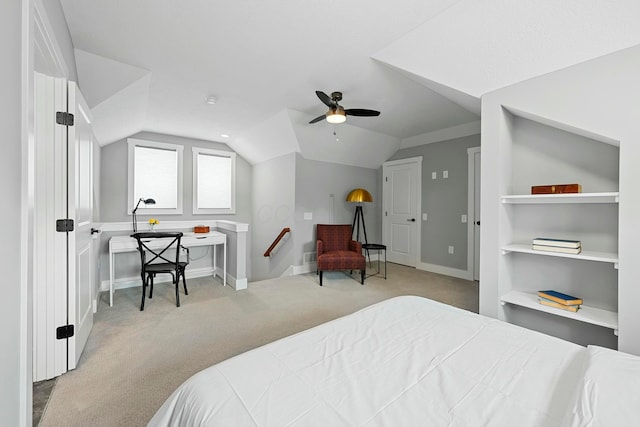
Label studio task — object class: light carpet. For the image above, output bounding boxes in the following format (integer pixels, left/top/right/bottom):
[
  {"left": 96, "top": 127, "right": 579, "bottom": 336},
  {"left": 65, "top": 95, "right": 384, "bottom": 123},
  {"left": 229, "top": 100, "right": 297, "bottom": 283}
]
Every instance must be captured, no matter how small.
[{"left": 40, "top": 263, "right": 478, "bottom": 426}]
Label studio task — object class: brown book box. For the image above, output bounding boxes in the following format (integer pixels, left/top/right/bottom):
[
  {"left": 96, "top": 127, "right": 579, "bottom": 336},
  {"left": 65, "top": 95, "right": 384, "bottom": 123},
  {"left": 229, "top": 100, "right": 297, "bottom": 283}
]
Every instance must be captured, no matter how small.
[
  {"left": 531, "top": 184, "right": 582, "bottom": 194},
  {"left": 194, "top": 225, "right": 210, "bottom": 233}
]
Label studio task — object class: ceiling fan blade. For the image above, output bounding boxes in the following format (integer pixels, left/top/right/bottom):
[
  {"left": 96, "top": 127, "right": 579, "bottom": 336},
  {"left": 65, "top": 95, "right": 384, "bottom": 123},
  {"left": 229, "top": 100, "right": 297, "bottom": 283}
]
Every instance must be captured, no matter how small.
[
  {"left": 309, "top": 113, "right": 327, "bottom": 124},
  {"left": 345, "top": 108, "right": 380, "bottom": 117},
  {"left": 315, "top": 91, "right": 334, "bottom": 108}
]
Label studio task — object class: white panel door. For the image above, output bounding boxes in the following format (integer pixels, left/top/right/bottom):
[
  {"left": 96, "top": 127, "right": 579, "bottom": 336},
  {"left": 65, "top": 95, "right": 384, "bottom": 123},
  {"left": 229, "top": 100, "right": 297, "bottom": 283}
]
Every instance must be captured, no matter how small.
[
  {"left": 383, "top": 158, "right": 421, "bottom": 266},
  {"left": 33, "top": 73, "right": 68, "bottom": 380},
  {"left": 67, "top": 81, "right": 94, "bottom": 369}
]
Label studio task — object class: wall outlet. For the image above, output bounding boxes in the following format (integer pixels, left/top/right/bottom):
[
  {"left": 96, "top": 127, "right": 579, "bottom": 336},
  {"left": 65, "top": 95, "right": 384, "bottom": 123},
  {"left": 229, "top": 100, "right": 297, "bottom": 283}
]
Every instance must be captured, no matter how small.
[
  {"left": 431, "top": 171, "right": 437, "bottom": 180},
  {"left": 422, "top": 213, "right": 428, "bottom": 221},
  {"left": 443, "top": 170, "right": 449, "bottom": 179},
  {"left": 448, "top": 246, "right": 454, "bottom": 254},
  {"left": 461, "top": 214, "right": 467, "bottom": 223},
  {"left": 304, "top": 212, "right": 312, "bottom": 220}
]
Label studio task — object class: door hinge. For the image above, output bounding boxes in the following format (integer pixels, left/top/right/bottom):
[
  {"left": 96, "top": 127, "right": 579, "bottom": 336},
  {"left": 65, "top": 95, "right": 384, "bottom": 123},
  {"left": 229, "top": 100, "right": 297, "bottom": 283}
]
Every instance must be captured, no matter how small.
[
  {"left": 56, "top": 324, "right": 75, "bottom": 339},
  {"left": 385, "top": 211, "right": 388, "bottom": 216},
  {"left": 385, "top": 176, "right": 388, "bottom": 182},
  {"left": 56, "top": 111, "right": 74, "bottom": 126},
  {"left": 56, "top": 219, "right": 74, "bottom": 232}
]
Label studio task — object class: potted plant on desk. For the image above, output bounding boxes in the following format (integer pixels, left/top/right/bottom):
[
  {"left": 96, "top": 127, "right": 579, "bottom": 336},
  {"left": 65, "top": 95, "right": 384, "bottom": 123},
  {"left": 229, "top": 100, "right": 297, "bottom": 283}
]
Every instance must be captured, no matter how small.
[{"left": 148, "top": 218, "right": 159, "bottom": 232}]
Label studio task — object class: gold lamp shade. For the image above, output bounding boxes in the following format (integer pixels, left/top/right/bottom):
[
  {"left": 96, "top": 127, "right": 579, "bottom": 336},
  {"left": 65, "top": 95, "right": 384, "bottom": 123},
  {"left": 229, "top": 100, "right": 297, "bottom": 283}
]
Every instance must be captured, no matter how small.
[{"left": 346, "top": 188, "right": 373, "bottom": 203}]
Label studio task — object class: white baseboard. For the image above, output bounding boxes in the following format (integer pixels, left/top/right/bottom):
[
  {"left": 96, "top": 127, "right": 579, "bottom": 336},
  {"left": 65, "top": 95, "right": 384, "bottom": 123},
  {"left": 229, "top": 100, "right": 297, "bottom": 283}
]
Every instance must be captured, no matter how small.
[
  {"left": 417, "top": 262, "right": 473, "bottom": 280},
  {"left": 100, "top": 266, "right": 245, "bottom": 293},
  {"left": 292, "top": 262, "right": 316, "bottom": 275}
]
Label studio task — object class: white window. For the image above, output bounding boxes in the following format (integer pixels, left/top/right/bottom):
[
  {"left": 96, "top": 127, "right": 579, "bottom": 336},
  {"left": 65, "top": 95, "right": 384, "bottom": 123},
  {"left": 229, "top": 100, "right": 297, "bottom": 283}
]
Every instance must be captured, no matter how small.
[
  {"left": 193, "top": 147, "right": 236, "bottom": 214},
  {"left": 128, "top": 138, "right": 183, "bottom": 215}
]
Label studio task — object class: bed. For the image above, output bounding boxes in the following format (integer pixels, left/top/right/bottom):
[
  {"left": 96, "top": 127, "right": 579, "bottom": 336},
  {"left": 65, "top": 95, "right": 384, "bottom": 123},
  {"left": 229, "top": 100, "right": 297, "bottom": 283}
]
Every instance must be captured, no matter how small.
[{"left": 148, "top": 296, "right": 640, "bottom": 426}]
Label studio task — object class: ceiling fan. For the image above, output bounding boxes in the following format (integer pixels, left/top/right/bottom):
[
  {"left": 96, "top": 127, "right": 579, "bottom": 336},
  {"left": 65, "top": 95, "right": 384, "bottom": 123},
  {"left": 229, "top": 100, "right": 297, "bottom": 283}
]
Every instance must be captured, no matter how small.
[{"left": 308, "top": 91, "right": 380, "bottom": 124}]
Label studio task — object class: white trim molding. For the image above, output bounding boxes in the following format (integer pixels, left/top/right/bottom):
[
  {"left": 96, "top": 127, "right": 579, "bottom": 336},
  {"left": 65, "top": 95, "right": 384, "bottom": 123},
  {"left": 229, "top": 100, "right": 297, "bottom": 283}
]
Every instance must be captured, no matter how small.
[
  {"left": 97, "top": 219, "right": 248, "bottom": 233},
  {"left": 99, "top": 265, "right": 245, "bottom": 297},
  {"left": 417, "top": 262, "right": 473, "bottom": 281},
  {"left": 400, "top": 120, "right": 481, "bottom": 149},
  {"left": 467, "top": 146, "right": 481, "bottom": 281}
]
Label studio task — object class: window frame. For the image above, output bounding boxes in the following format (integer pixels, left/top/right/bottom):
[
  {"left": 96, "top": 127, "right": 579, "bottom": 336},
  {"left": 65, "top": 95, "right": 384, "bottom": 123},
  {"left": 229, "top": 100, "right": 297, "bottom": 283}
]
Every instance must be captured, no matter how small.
[
  {"left": 192, "top": 147, "right": 236, "bottom": 215},
  {"left": 127, "top": 138, "right": 184, "bottom": 215}
]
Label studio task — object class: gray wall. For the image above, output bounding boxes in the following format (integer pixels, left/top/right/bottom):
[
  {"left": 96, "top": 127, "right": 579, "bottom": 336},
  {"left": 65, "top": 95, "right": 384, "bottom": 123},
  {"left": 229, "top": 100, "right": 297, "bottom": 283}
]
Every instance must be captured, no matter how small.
[
  {"left": 294, "top": 154, "right": 380, "bottom": 266},
  {"left": 388, "top": 135, "right": 480, "bottom": 270},
  {"left": 1, "top": 0, "right": 24, "bottom": 423},
  {"left": 251, "top": 153, "right": 296, "bottom": 280},
  {"left": 100, "top": 131, "right": 251, "bottom": 223}
]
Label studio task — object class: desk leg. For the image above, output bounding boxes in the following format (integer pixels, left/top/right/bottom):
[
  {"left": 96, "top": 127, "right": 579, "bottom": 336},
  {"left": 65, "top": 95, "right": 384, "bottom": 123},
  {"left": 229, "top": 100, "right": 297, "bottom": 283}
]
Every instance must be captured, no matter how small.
[
  {"left": 213, "top": 244, "right": 217, "bottom": 281},
  {"left": 223, "top": 241, "right": 227, "bottom": 286},
  {"left": 109, "top": 250, "right": 114, "bottom": 307}
]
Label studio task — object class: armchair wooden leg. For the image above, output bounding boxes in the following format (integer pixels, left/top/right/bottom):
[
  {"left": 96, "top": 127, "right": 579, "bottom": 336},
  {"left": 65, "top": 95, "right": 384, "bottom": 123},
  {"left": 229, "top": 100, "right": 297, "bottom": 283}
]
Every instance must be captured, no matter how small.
[{"left": 319, "top": 271, "right": 323, "bottom": 286}]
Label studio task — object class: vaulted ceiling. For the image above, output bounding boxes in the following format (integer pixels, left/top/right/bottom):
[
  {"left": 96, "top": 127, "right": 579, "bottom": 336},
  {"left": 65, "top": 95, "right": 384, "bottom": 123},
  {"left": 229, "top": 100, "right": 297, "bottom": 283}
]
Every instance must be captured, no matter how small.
[{"left": 59, "top": 0, "right": 640, "bottom": 167}]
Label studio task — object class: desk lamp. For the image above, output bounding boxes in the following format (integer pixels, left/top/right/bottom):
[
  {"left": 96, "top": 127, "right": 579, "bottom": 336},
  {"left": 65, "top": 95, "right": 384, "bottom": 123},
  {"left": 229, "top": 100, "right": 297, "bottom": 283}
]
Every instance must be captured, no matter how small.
[
  {"left": 132, "top": 198, "right": 156, "bottom": 232},
  {"left": 346, "top": 188, "right": 372, "bottom": 244}
]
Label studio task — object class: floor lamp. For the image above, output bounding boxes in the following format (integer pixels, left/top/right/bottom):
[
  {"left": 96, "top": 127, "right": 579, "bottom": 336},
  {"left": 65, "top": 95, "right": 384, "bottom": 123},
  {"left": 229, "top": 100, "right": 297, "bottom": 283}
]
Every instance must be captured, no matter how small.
[
  {"left": 132, "top": 198, "right": 156, "bottom": 233},
  {"left": 346, "top": 188, "right": 372, "bottom": 244}
]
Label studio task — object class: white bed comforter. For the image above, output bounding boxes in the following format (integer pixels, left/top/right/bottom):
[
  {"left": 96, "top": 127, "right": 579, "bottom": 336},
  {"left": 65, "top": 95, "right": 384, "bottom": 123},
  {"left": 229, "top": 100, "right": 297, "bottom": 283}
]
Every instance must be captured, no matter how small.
[{"left": 149, "top": 296, "right": 588, "bottom": 426}]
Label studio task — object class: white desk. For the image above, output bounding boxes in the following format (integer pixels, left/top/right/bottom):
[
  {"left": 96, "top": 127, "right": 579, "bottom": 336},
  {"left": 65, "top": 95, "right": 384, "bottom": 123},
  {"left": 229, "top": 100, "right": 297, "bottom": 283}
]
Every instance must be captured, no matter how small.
[{"left": 108, "top": 231, "right": 226, "bottom": 307}]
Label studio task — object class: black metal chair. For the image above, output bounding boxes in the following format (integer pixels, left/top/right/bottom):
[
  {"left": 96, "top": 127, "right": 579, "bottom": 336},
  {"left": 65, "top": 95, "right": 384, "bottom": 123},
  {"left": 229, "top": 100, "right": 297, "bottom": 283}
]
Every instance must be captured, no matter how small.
[{"left": 131, "top": 232, "right": 189, "bottom": 311}]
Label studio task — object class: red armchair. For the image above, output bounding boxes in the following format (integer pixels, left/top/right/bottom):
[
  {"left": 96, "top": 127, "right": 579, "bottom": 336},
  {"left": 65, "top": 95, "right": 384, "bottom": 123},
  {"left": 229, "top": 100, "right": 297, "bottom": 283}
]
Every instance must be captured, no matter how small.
[{"left": 316, "top": 224, "right": 366, "bottom": 286}]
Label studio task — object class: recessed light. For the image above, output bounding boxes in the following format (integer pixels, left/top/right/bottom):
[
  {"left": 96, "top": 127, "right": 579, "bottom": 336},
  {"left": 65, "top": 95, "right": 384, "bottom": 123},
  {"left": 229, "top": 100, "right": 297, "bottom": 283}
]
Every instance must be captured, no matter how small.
[
  {"left": 220, "top": 134, "right": 229, "bottom": 138},
  {"left": 206, "top": 96, "right": 217, "bottom": 105}
]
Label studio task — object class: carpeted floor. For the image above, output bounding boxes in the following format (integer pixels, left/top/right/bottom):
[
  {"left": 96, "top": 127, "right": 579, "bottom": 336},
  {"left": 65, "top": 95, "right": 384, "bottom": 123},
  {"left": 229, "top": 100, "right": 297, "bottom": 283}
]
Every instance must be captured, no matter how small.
[{"left": 39, "top": 263, "right": 478, "bottom": 426}]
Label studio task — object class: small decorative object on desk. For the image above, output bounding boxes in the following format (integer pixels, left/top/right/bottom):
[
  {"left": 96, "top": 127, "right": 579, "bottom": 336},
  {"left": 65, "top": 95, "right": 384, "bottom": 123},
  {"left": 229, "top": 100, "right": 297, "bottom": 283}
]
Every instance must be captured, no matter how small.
[
  {"left": 148, "top": 218, "right": 159, "bottom": 231},
  {"left": 194, "top": 225, "right": 210, "bottom": 233},
  {"left": 532, "top": 237, "right": 582, "bottom": 254},
  {"left": 538, "top": 290, "right": 582, "bottom": 312},
  {"left": 531, "top": 183, "right": 582, "bottom": 194}
]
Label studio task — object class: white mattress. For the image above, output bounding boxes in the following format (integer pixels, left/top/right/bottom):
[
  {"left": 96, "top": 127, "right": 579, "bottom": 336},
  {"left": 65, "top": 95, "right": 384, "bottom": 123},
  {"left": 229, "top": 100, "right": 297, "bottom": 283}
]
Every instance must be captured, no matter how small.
[{"left": 149, "top": 296, "right": 587, "bottom": 426}]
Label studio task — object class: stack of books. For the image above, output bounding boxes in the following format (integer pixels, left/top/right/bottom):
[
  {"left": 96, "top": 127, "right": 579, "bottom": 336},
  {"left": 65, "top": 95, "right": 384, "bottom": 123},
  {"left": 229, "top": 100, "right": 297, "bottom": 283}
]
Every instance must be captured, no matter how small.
[
  {"left": 532, "top": 237, "right": 582, "bottom": 254},
  {"left": 538, "top": 290, "right": 582, "bottom": 312}
]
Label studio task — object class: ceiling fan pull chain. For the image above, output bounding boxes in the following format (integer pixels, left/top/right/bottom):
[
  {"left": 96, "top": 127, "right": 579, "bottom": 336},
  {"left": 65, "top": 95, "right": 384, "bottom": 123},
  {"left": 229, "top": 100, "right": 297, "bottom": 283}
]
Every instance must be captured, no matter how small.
[{"left": 333, "top": 126, "right": 339, "bottom": 142}]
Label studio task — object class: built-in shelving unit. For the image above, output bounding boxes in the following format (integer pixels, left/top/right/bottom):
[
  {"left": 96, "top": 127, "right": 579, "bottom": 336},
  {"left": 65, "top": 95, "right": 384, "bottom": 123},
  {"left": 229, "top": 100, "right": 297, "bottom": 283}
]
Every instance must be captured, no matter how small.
[
  {"left": 501, "top": 243, "right": 618, "bottom": 266},
  {"left": 501, "top": 192, "right": 619, "bottom": 204},
  {"left": 500, "top": 290, "right": 618, "bottom": 332},
  {"left": 493, "top": 110, "right": 620, "bottom": 347}
]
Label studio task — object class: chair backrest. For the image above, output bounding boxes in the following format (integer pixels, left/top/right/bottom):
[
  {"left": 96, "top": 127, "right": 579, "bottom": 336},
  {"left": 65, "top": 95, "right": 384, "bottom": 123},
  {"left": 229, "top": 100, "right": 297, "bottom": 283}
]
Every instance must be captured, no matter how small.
[
  {"left": 131, "top": 232, "right": 183, "bottom": 267},
  {"left": 316, "top": 224, "right": 352, "bottom": 252}
]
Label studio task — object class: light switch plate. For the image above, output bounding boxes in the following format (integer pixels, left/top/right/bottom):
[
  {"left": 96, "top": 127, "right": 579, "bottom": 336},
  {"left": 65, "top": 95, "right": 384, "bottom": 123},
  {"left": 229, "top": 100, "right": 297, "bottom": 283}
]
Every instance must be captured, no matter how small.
[
  {"left": 304, "top": 212, "right": 312, "bottom": 220},
  {"left": 443, "top": 170, "right": 449, "bottom": 179},
  {"left": 431, "top": 171, "right": 437, "bottom": 179},
  {"left": 423, "top": 213, "right": 428, "bottom": 221},
  {"left": 448, "top": 246, "right": 454, "bottom": 254},
  {"left": 461, "top": 214, "right": 467, "bottom": 223}
]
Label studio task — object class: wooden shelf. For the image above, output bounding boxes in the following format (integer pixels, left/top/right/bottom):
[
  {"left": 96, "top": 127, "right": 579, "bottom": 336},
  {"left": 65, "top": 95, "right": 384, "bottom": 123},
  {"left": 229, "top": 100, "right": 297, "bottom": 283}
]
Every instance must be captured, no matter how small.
[
  {"left": 502, "top": 243, "right": 618, "bottom": 266},
  {"left": 501, "top": 290, "right": 618, "bottom": 332},
  {"left": 501, "top": 192, "right": 619, "bottom": 204}
]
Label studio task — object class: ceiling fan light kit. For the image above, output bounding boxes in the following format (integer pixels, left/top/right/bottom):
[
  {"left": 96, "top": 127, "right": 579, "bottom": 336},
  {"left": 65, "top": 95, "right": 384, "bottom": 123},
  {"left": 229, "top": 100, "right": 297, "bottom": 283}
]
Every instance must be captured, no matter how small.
[
  {"left": 326, "top": 107, "right": 346, "bottom": 124},
  {"left": 309, "top": 90, "right": 380, "bottom": 125}
]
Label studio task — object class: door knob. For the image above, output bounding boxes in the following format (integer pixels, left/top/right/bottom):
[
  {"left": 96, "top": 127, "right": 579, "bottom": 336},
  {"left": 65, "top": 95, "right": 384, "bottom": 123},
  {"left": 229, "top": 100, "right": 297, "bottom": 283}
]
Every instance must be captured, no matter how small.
[
  {"left": 407, "top": 218, "right": 416, "bottom": 222},
  {"left": 91, "top": 228, "right": 101, "bottom": 235},
  {"left": 475, "top": 221, "right": 480, "bottom": 225}
]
